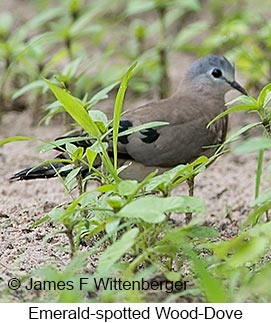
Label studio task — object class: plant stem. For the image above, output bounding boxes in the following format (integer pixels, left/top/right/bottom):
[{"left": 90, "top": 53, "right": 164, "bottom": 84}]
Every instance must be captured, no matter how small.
[
  {"left": 157, "top": 6, "right": 169, "bottom": 99},
  {"left": 76, "top": 171, "right": 84, "bottom": 195},
  {"left": 64, "top": 225, "right": 75, "bottom": 258},
  {"left": 185, "top": 175, "right": 195, "bottom": 223},
  {"left": 65, "top": 37, "right": 73, "bottom": 61},
  {"left": 255, "top": 149, "right": 264, "bottom": 199}
]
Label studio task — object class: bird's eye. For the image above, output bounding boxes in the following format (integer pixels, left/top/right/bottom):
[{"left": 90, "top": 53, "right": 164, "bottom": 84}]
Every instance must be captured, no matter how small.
[{"left": 211, "top": 68, "right": 222, "bottom": 78}]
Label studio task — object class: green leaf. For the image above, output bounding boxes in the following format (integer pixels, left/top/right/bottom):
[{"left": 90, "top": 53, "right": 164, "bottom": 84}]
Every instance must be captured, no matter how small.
[
  {"left": 73, "top": 147, "right": 84, "bottom": 160},
  {"left": 45, "top": 80, "right": 100, "bottom": 137},
  {"left": 88, "top": 110, "right": 108, "bottom": 134},
  {"left": 47, "top": 207, "right": 65, "bottom": 222},
  {"left": 65, "top": 142, "right": 78, "bottom": 155},
  {"left": 65, "top": 251, "right": 91, "bottom": 275},
  {"left": 61, "top": 57, "right": 82, "bottom": 79},
  {"left": 53, "top": 191, "right": 93, "bottom": 223},
  {"left": 113, "top": 62, "right": 137, "bottom": 169},
  {"left": 88, "top": 81, "right": 119, "bottom": 107},
  {"left": 207, "top": 104, "right": 259, "bottom": 128},
  {"left": 23, "top": 7, "right": 63, "bottom": 33},
  {"left": 212, "top": 222, "right": 271, "bottom": 266},
  {"left": 118, "top": 180, "right": 139, "bottom": 196},
  {"left": 238, "top": 263, "right": 271, "bottom": 301},
  {"left": 253, "top": 190, "right": 271, "bottom": 206},
  {"left": 226, "top": 95, "right": 258, "bottom": 107},
  {"left": 243, "top": 200, "right": 271, "bottom": 227},
  {"left": 161, "top": 228, "right": 228, "bottom": 302},
  {"left": 64, "top": 167, "right": 82, "bottom": 191},
  {"left": 107, "top": 195, "right": 124, "bottom": 211},
  {"left": 97, "top": 228, "right": 139, "bottom": 275},
  {"left": 258, "top": 83, "right": 271, "bottom": 108},
  {"left": 117, "top": 121, "right": 169, "bottom": 138},
  {"left": 183, "top": 242, "right": 228, "bottom": 302},
  {"left": 234, "top": 137, "right": 271, "bottom": 154},
  {"left": 105, "top": 218, "right": 121, "bottom": 235},
  {"left": 118, "top": 196, "right": 205, "bottom": 223},
  {"left": 95, "top": 184, "right": 117, "bottom": 193},
  {"left": 86, "top": 147, "right": 97, "bottom": 171},
  {"left": 0, "top": 136, "right": 33, "bottom": 146},
  {"left": 224, "top": 122, "right": 261, "bottom": 145},
  {"left": 0, "top": 12, "right": 13, "bottom": 35},
  {"left": 126, "top": 1, "right": 154, "bottom": 15},
  {"left": 32, "top": 214, "right": 50, "bottom": 228},
  {"left": 39, "top": 136, "right": 93, "bottom": 153},
  {"left": 70, "top": 9, "right": 99, "bottom": 34},
  {"left": 146, "top": 156, "right": 208, "bottom": 191},
  {"left": 12, "top": 80, "right": 46, "bottom": 99},
  {"left": 186, "top": 226, "right": 220, "bottom": 238},
  {"left": 90, "top": 141, "right": 108, "bottom": 154},
  {"left": 174, "top": 21, "right": 209, "bottom": 49}
]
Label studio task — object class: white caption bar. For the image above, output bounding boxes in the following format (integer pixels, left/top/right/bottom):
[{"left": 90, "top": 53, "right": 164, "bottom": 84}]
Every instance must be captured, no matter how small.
[{"left": 0, "top": 303, "right": 268, "bottom": 322}]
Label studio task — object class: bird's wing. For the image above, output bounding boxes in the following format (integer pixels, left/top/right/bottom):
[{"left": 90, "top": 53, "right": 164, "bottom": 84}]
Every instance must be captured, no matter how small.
[
  {"left": 119, "top": 116, "right": 217, "bottom": 167},
  {"left": 115, "top": 96, "right": 221, "bottom": 167}
]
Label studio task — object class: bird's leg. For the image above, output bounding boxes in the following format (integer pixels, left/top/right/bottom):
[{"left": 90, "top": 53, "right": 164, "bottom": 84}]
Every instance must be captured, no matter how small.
[{"left": 185, "top": 175, "right": 195, "bottom": 224}]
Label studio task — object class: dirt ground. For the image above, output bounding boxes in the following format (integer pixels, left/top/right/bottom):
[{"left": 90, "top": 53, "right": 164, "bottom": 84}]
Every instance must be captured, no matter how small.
[{"left": 1, "top": 0, "right": 271, "bottom": 302}]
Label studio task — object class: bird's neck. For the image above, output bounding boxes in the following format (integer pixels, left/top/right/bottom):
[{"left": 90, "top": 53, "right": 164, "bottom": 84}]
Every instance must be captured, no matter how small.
[{"left": 174, "top": 77, "right": 226, "bottom": 102}]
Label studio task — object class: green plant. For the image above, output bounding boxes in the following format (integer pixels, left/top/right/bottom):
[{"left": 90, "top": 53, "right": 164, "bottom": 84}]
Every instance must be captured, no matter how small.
[
  {"left": 124, "top": 0, "right": 201, "bottom": 98},
  {"left": 209, "top": 83, "right": 271, "bottom": 227},
  {"left": 4, "top": 64, "right": 271, "bottom": 302},
  {"left": 0, "top": 9, "right": 63, "bottom": 116},
  {"left": 0, "top": 1, "right": 119, "bottom": 124},
  {"left": 1, "top": 62, "right": 213, "bottom": 303},
  {"left": 3, "top": 0, "right": 271, "bottom": 303}
]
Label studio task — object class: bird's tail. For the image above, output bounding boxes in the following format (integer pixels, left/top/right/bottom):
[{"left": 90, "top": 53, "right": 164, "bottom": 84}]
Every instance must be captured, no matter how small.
[{"left": 9, "top": 153, "right": 69, "bottom": 181}]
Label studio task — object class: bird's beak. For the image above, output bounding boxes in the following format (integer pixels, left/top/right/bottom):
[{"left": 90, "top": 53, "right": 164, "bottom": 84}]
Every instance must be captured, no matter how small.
[{"left": 227, "top": 80, "right": 247, "bottom": 96}]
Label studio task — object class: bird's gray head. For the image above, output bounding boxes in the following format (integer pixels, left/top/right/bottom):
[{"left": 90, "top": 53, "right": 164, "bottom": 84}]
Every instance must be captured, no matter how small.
[{"left": 188, "top": 55, "right": 247, "bottom": 95}]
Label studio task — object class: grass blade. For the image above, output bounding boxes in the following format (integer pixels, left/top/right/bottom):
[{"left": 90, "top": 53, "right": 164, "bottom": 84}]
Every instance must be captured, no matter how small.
[
  {"left": 112, "top": 62, "right": 137, "bottom": 169},
  {"left": 207, "top": 105, "right": 259, "bottom": 128},
  {"left": 0, "top": 136, "right": 33, "bottom": 146},
  {"left": 45, "top": 80, "right": 101, "bottom": 137}
]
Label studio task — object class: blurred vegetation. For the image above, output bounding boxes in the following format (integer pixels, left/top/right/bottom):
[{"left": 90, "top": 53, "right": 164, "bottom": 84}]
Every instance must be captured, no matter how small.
[
  {"left": 1, "top": 0, "right": 271, "bottom": 303},
  {"left": 2, "top": 0, "right": 271, "bottom": 123}
]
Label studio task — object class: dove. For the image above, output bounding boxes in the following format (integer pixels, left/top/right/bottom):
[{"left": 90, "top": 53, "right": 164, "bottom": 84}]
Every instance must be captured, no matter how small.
[{"left": 10, "top": 55, "right": 247, "bottom": 182}]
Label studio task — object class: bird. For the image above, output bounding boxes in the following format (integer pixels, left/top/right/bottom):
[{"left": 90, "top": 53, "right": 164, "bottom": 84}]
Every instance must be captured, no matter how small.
[{"left": 10, "top": 55, "right": 247, "bottom": 182}]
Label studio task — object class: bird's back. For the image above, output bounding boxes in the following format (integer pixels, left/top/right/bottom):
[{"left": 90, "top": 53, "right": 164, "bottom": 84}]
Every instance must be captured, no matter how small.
[{"left": 117, "top": 81, "right": 228, "bottom": 167}]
